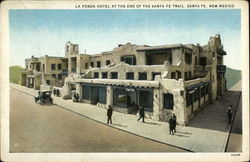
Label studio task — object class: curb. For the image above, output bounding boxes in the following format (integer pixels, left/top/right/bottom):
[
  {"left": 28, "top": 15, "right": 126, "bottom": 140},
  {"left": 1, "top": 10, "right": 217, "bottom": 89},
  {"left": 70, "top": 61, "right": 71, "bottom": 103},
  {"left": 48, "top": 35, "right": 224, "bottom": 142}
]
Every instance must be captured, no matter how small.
[{"left": 224, "top": 92, "right": 242, "bottom": 152}]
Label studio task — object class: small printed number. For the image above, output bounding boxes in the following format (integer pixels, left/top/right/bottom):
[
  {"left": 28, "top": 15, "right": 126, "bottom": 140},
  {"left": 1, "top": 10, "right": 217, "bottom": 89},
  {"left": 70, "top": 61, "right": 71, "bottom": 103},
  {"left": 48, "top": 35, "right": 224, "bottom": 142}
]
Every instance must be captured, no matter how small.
[{"left": 231, "top": 153, "right": 240, "bottom": 156}]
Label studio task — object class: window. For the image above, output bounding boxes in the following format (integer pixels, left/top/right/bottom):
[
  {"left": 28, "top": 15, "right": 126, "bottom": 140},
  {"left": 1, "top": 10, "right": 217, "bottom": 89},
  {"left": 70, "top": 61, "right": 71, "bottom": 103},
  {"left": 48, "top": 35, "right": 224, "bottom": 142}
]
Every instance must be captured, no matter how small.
[
  {"left": 52, "top": 74, "right": 56, "bottom": 78},
  {"left": 42, "top": 64, "right": 45, "bottom": 71},
  {"left": 200, "top": 57, "right": 207, "bottom": 67},
  {"left": 106, "top": 60, "right": 111, "bottom": 65},
  {"left": 138, "top": 72, "right": 147, "bottom": 80},
  {"left": 189, "top": 72, "right": 192, "bottom": 79},
  {"left": 91, "top": 62, "right": 94, "bottom": 68},
  {"left": 94, "top": 72, "right": 99, "bottom": 78},
  {"left": 113, "top": 88, "right": 127, "bottom": 108},
  {"left": 73, "top": 45, "right": 78, "bottom": 52},
  {"left": 58, "top": 64, "right": 62, "bottom": 70},
  {"left": 36, "top": 64, "right": 40, "bottom": 71},
  {"left": 185, "top": 52, "right": 192, "bottom": 65},
  {"left": 102, "top": 72, "right": 108, "bottom": 79},
  {"left": 177, "top": 71, "right": 181, "bottom": 80},
  {"left": 206, "top": 84, "right": 209, "bottom": 95},
  {"left": 186, "top": 92, "right": 193, "bottom": 107},
  {"left": 194, "top": 88, "right": 200, "bottom": 102},
  {"left": 85, "top": 63, "right": 88, "bottom": 69},
  {"left": 139, "top": 90, "right": 153, "bottom": 112},
  {"left": 83, "top": 85, "right": 91, "bottom": 100},
  {"left": 171, "top": 72, "right": 176, "bottom": 79},
  {"left": 169, "top": 53, "right": 173, "bottom": 65},
  {"left": 66, "top": 45, "right": 69, "bottom": 52},
  {"left": 26, "top": 65, "right": 28, "bottom": 70},
  {"left": 121, "top": 55, "right": 136, "bottom": 65},
  {"left": 111, "top": 72, "right": 118, "bottom": 79},
  {"left": 152, "top": 72, "right": 161, "bottom": 80},
  {"left": 164, "top": 93, "right": 174, "bottom": 110},
  {"left": 58, "top": 74, "right": 62, "bottom": 80},
  {"left": 201, "top": 86, "right": 205, "bottom": 97},
  {"left": 197, "top": 88, "right": 200, "bottom": 100},
  {"left": 185, "top": 72, "right": 188, "bottom": 80},
  {"left": 126, "top": 72, "right": 134, "bottom": 80},
  {"left": 97, "top": 61, "right": 101, "bottom": 68},
  {"left": 195, "top": 57, "right": 198, "bottom": 65},
  {"left": 51, "top": 64, "right": 56, "bottom": 70},
  {"left": 46, "top": 80, "right": 50, "bottom": 85},
  {"left": 98, "top": 87, "right": 107, "bottom": 104}
]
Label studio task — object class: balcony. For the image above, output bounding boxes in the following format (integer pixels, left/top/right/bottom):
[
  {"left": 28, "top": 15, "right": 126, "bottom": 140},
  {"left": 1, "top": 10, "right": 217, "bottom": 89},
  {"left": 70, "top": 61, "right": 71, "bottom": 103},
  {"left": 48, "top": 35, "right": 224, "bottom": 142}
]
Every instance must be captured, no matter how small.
[
  {"left": 217, "top": 49, "right": 227, "bottom": 55},
  {"left": 217, "top": 65, "right": 226, "bottom": 73}
]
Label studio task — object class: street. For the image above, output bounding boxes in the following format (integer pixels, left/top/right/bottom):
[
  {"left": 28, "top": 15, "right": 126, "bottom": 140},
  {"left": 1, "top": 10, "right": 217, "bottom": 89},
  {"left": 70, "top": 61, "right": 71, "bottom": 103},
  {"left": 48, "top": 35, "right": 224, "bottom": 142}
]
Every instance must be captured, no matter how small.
[{"left": 10, "top": 87, "right": 185, "bottom": 152}]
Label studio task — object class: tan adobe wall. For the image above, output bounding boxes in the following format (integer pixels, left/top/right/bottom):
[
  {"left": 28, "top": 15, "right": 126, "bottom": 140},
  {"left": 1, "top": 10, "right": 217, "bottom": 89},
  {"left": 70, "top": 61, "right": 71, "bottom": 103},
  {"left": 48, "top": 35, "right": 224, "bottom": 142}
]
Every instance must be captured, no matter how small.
[{"left": 77, "top": 54, "right": 91, "bottom": 74}]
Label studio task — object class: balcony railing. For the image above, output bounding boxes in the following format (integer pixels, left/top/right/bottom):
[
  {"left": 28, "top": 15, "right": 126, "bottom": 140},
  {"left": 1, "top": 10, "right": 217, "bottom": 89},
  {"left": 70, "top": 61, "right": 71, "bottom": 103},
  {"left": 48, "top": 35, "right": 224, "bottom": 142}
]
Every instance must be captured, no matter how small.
[{"left": 217, "top": 65, "right": 226, "bottom": 73}]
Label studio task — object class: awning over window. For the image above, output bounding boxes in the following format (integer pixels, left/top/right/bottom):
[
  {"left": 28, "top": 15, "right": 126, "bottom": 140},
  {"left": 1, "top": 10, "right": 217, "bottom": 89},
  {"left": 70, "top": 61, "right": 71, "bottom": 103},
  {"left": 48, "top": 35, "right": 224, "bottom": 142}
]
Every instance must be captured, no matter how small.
[
  {"left": 186, "top": 80, "right": 211, "bottom": 91},
  {"left": 78, "top": 79, "right": 159, "bottom": 89},
  {"left": 81, "top": 82, "right": 154, "bottom": 90},
  {"left": 112, "top": 85, "right": 154, "bottom": 91}
]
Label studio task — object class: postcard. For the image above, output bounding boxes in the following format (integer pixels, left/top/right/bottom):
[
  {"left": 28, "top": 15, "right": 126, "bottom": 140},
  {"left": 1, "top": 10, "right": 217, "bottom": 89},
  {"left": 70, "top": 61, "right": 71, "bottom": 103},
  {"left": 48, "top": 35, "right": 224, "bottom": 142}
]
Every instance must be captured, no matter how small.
[{"left": 0, "top": 0, "right": 249, "bottom": 161}]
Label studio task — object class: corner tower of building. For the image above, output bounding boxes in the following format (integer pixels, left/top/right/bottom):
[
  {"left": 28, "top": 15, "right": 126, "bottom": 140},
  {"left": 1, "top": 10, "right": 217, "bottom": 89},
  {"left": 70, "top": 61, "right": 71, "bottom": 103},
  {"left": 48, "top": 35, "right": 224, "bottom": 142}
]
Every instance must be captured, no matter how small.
[{"left": 65, "top": 41, "right": 79, "bottom": 56}]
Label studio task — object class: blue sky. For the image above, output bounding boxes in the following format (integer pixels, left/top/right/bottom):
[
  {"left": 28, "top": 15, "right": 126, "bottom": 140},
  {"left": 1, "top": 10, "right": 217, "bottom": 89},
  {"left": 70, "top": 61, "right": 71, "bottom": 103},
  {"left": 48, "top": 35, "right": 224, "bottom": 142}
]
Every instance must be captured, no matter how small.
[{"left": 9, "top": 9, "right": 241, "bottom": 69}]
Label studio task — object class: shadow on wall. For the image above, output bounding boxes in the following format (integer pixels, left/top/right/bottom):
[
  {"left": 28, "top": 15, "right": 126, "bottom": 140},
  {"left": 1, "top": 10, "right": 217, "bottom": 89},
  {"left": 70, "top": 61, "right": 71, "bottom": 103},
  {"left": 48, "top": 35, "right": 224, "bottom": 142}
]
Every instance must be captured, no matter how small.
[{"left": 187, "top": 90, "right": 241, "bottom": 133}]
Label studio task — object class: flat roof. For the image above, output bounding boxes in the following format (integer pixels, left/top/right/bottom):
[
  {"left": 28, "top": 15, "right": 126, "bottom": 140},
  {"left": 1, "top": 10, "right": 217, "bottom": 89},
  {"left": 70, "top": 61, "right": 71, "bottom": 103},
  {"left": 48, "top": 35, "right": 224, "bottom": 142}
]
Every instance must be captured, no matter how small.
[{"left": 136, "top": 44, "right": 193, "bottom": 51}]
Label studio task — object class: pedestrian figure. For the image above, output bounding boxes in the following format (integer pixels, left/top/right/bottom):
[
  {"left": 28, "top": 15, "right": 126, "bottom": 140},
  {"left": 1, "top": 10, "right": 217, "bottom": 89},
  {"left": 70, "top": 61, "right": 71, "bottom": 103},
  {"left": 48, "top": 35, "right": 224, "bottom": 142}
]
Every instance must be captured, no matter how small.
[
  {"left": 53, "top": 89, "right": 56, "bottom": 95},
  {"left": 107, "top": 105, "right": 113, "bottom": 124},
  {"left": 75, "top": 93, "right": 79, "bottom": 102},
  {"left": 227, "top": 105, "right": 233, "bottom": 124},
  {"left": 137, "top": 106, "right": 145, "bottom": 123},
  {"left": 169, "top": 116, "right": 175, "bottom": 135},
  {"left": 172, "top": 113, "right": 177, "bottom": 133},
  {"left": 56, "top": 89, "right": 60, "bottom": 97}
]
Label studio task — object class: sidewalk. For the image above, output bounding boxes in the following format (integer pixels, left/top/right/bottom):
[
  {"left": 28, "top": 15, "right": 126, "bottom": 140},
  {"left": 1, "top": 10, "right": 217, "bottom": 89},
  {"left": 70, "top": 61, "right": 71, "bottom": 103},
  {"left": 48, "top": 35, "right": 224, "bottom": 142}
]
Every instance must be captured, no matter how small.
[{"left": 10, "top": 82, "right": 242, "bottom": 152}]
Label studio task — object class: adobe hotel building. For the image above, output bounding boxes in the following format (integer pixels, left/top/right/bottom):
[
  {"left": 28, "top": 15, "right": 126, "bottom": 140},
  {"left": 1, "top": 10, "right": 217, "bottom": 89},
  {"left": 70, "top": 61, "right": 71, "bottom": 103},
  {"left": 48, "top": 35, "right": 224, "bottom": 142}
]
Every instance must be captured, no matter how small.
[{"left": 21, "top": 34, "right": 227, "bottom": 125}]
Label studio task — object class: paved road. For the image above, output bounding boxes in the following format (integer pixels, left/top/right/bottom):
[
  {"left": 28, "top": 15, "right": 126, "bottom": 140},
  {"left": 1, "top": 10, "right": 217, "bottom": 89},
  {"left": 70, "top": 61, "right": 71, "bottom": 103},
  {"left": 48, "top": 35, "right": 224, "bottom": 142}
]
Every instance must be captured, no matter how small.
[{"left": 10, "top": 87, "right": 185, "bottom": 152}]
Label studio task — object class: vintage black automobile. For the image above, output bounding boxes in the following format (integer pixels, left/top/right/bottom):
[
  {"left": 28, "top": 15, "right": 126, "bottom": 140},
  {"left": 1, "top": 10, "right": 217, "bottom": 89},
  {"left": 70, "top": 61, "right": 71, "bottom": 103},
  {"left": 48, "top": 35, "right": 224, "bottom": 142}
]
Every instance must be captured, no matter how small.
[{"left": 35, "top": 90, "right": 53, "bottom": 104}]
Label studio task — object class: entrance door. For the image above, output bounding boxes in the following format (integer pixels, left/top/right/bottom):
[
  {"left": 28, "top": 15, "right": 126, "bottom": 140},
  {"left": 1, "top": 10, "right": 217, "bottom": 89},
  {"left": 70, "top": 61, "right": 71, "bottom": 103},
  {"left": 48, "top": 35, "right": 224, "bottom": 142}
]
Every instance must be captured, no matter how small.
[
  {"left": 127, "top": 91, "right": 138, "bottom": 114},
  {"left": 31, "top": 78, "right": 34, "bottom": 88},
  {"left": 91, "top": 87, "right": 98, "bottom": 104}
]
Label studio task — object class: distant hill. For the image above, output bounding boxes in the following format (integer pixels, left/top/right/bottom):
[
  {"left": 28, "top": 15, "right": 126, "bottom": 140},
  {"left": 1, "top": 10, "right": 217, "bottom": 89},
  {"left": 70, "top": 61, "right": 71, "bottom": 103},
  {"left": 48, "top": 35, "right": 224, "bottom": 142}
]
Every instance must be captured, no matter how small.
[
  {"left": 225, "top": 67, "right": 241, "bottom": 89},
  {"left": 9, "top": 65, "right": 25, "bottom": 84}
]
